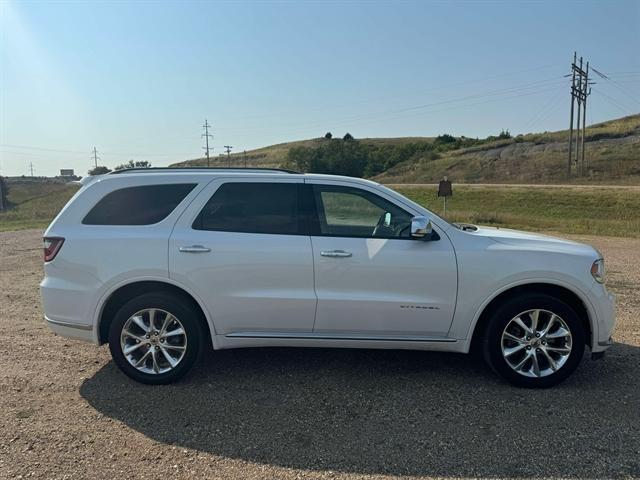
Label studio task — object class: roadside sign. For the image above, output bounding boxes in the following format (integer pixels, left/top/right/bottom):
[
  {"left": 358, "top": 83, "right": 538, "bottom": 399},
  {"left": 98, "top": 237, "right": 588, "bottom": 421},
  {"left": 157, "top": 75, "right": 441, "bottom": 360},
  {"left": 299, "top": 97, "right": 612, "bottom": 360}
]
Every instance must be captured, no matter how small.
[{"left": 437, "top": 176, "right": 452, "bottom": 214}]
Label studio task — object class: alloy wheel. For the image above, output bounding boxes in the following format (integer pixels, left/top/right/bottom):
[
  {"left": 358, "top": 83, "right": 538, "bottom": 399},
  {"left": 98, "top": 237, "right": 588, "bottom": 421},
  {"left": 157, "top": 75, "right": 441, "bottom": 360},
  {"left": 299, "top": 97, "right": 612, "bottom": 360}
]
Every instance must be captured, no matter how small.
[
  {"left": 501, "top": 309, "right": 573, "bottom": 378},
  {"left": 120, "top": 308, "right": 187, "bottom": 375}
]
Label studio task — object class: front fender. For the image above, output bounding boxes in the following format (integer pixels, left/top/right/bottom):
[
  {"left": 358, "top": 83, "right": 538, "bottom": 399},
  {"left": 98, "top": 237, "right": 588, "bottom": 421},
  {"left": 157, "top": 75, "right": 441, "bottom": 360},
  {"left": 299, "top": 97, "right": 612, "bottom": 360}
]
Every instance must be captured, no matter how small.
[{"left": 451, "top": 277, "right": 600, "bottom": 353}]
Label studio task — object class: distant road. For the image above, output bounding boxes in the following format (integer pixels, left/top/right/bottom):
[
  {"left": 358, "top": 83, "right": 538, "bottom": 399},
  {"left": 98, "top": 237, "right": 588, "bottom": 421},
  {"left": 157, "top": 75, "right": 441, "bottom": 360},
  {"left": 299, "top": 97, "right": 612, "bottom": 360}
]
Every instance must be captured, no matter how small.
[{"left": 385, "top": 183, "right": 640, "bottom": 190}]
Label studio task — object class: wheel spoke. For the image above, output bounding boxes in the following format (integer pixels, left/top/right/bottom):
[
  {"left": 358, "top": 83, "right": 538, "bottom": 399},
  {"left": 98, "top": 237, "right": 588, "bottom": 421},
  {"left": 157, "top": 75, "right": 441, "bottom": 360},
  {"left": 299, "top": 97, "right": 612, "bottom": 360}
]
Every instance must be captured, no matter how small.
[
  {"left": 135, "top": 349, "right": 151, "bottom": 367},
  {"left": 540, "top": 348, "right": 558, "bottom": 371},
  {"left": 530, "top": 351, "right": 541, "bottom": 376},
  {"left": 160, "top": 313, "right": 173, "bottom": 334},
  {"left": 160, "top": 346, "right": 178, "bottom": 368},
  {"left": 148, "top": 309, "right": 157, "bottom": 331},
  {"left": 544, "top": 345, "right": 571, "bottom": 354},
  {"left": 529, "top": 310, "right": 540, "bottom": 333},
  {"left": 164, "top": 343, "right": 186, "bottom": 351},
  {"left": 514, "top": 317, "right": 533, "bottom": 335},
  {"left": 131, "top": 315, "right": 149, "bottom": 333},
  {"left": 122, "top": 330, "right": 145, "bottom": 343},
  {"left": 513, "top": 351, "right": 532, "bottom": 371},
  {"left": 151, "top": 349, "right": 160, "bottom": 373},
  {"left": 123, "top": 342, "right": 145, "bottom": 355},
  {"left": 541, "top": 314, "right": 558, "bottom": 336},
  {"left": 164, "top": 327, "right": 185, "bottom": 338},
  {"left": 503, "top": 344, "right": 527, "bottom": 357},
  {"left": 546, "top": 327, "right": 571, "bottom": 339},
  {"left": 503, "top": 332, "right": 526, "bottom": 344}
]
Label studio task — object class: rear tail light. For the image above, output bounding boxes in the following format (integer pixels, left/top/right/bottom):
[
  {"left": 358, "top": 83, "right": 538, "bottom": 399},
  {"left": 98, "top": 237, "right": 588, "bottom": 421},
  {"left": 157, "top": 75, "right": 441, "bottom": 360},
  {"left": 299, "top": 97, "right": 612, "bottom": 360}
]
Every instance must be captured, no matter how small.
[{"left": 43, "top": 237, "right": 65, "bottom": 262}]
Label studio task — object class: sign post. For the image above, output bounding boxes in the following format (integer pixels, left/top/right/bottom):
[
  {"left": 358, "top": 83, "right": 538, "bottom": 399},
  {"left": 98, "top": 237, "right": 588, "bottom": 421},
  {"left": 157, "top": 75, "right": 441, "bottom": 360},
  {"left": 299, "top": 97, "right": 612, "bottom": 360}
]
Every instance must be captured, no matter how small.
[{"left": 437, "top": 176, "right": 452, "bottom": 215}]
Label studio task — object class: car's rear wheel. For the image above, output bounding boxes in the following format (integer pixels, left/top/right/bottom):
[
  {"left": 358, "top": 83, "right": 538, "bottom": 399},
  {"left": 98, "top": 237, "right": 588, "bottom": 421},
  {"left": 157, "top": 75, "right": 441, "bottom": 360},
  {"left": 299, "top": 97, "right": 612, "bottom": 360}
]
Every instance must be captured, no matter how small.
[
  {"left": 108, "top": 292, "right": 203, "bottom": 384},
  {"left": 483, "top": 293, "right": 586, "bottom": 388}
]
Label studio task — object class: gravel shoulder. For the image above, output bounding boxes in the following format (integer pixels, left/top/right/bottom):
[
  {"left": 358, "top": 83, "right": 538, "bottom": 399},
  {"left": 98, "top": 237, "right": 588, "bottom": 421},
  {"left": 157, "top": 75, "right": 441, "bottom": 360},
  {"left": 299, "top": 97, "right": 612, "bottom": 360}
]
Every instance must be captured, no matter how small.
[{"left": 1, "top": 229, "right": 639, "bottom": 480}]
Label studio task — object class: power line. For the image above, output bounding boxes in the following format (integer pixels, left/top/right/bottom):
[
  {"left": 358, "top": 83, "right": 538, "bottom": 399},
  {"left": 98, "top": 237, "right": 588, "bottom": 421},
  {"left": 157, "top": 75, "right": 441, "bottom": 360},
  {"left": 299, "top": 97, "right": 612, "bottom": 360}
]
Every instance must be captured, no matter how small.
[
  {"left": 214, "top": 77, "right": 568, "bottom": 136},
  {"left": 592, "top": 89, "right": 634, "bottom": 115},
  {"left": 592, "top": 65, "right": 640, "bottom": 107},
  {"left": 217, "top": 63, "right": 564, "bottom": 123},
  {"left": 521, "top": 86, "right": 567, "bottom": 131},
  {"left": 243, "top": 84, "right": 568, "bottom": 139},
  {"left": 201, "top": 119, "right": 213, "bottom": 167}
]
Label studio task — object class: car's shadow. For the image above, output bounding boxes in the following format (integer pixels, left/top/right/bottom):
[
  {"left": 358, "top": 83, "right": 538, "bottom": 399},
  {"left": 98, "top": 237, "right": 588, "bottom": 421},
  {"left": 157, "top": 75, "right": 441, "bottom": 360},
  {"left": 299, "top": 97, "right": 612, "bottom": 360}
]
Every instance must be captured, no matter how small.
[{"left": 81, "top": 344, "right": 640, "bottom": 478}]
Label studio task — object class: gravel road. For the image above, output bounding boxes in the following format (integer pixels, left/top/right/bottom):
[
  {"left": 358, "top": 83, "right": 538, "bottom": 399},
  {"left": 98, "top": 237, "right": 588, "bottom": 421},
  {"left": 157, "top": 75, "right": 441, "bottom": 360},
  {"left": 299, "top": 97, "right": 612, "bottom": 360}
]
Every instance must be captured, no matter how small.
[{"left": 1, "top": 229, "right": 639, "bottom": 480}]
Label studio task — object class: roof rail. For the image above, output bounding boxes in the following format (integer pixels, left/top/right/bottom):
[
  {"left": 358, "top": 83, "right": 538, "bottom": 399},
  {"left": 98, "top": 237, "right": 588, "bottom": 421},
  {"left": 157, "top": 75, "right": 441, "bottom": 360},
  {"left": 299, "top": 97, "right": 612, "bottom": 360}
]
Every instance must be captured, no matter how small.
[{"left": 109, "top": 167, "right": 300, "bottom": 175}]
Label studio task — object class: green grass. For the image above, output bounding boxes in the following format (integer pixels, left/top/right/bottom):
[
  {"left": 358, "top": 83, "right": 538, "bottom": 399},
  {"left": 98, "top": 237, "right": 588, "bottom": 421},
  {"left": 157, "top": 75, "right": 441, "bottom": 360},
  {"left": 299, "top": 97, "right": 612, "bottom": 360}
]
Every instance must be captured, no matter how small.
[
  {"left": 1, "top": 180, "right": 639, "bottom": 238},
  {"left": 396, "top": 185, "right": 640, "bottom": 237},
  {"left": 0, "top": 180, "right": 79, "bottom": 231}
]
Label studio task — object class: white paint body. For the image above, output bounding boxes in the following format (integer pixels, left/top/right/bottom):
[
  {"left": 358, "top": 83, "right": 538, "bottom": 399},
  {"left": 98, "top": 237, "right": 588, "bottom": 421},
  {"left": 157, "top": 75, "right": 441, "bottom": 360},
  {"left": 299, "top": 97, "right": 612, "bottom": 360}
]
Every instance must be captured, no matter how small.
[{"left": 41, "top": 171, "right": 616, "bottom": 356}]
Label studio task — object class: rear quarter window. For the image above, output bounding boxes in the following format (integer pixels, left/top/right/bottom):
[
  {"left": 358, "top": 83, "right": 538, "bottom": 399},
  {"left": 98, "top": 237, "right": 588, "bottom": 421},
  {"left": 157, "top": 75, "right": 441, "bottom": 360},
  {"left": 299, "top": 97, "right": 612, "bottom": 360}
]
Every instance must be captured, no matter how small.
[{"left": 83, "top": 184, "right": 196, "bottom": 225}]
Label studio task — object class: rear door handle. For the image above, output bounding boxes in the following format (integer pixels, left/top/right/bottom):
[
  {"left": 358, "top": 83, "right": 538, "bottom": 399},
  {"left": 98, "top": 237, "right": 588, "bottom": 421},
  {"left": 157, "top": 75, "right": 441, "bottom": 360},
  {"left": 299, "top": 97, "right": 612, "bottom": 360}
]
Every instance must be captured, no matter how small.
[
  {"left": 320, "top": 250, "right": 352, "bottom": 258},
  {"left": 179, "top": 245, "right": 211, "bottom": 253}
]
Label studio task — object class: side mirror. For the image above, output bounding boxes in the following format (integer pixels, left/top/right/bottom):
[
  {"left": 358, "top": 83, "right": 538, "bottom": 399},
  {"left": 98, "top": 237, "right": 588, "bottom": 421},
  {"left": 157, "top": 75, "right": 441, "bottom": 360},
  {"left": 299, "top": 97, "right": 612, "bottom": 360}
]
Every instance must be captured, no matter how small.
[{"left": 410, "top": 216, "right": 433, "bottom": 239}]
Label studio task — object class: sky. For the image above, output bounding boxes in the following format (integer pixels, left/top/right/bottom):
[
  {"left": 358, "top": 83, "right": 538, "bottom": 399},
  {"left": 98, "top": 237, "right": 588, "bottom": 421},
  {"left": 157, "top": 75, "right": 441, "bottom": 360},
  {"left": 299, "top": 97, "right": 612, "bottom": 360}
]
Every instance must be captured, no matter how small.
[{"left": 1, "top": 0, "right": 639, "bottom": 177}]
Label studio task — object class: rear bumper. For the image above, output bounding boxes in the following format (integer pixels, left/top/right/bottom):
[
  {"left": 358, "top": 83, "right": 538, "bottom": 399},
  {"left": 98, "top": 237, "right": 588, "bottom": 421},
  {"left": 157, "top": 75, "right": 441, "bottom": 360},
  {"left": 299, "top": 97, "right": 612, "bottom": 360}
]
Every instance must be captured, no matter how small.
[
  {"left": 41, "top": 273, "right": 99, "bottom": 343},
  {"left": 45, "top": 315, "right": 95, "bottom": 343}
]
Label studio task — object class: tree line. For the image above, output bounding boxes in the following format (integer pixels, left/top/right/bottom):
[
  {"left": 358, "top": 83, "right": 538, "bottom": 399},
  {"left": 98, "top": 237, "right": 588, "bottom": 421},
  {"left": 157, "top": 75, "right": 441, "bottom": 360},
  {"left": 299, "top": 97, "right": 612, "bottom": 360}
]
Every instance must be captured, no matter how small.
[
  {"left": 285, "top": 130, "right": 511, "bottom": 177},
  {"left": 88, "top": 160, "right": 151, "bottom": 176}
]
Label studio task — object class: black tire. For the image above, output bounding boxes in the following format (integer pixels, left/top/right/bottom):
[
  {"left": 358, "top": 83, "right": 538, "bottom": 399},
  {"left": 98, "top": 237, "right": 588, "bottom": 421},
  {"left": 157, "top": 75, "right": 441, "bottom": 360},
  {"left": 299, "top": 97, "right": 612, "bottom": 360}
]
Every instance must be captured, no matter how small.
[
  {"left": 483, "top": 293, "right": 586, "bottom": 388},
  {"left": 108, "top": 292, "right": 204, "bottom": 384}
]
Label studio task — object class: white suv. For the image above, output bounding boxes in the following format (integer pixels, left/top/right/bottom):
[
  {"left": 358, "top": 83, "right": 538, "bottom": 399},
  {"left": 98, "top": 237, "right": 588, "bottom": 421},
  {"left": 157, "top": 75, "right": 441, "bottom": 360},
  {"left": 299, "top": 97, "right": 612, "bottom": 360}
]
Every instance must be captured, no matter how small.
[{"left": 41, "top": 168, "right": 615, "bottom": 387}]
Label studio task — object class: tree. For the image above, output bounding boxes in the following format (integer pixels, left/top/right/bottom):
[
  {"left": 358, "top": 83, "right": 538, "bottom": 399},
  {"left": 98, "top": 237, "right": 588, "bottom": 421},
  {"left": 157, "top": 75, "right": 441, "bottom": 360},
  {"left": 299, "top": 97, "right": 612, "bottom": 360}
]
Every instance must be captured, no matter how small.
[
  {"left": 435, "top": 134, "right": 456, "bottom": 144},
  {"left": 343, "top": 132, "right": 354, "bottom": 141},
  {"left": 0, "top": 176, "right": 8, "bottom": 211},
  {"left": 498, "top": 129, "right": 511, "bottom": 139},
  {"left": 324, "top": 132, "right": 332, "bottom": 139},
  {"left": 114, "top": 160, "right": 152, "bottom": 171},
  {"left": 88, "top": 166, "right": 112, "bottom": 175}
]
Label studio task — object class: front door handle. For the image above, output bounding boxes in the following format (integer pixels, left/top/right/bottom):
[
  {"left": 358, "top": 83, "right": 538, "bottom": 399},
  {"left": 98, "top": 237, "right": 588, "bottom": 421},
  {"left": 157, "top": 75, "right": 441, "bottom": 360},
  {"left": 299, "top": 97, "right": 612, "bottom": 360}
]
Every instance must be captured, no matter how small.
[
  {"left": 320, "top": 250, "right": 352, "bottom": 258},
  {"left": 179, "top": 245, "right": 211, "bottom": 253}
]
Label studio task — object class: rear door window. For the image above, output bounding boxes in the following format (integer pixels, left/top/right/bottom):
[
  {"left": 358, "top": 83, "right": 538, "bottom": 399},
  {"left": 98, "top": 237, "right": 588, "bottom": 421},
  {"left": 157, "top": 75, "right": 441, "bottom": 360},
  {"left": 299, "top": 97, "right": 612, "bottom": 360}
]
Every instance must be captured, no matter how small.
[
  {"left": 193, "top": 182, "right": 302, "bottom": 235},
  {"left": 83, "top": 184, "right": 196, "bottom": 225}
]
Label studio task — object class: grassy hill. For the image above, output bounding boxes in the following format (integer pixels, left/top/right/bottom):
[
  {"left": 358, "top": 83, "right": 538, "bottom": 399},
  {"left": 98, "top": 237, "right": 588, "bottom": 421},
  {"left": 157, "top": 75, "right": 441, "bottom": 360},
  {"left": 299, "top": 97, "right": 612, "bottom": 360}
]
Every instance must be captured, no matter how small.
[
  {"left": 171, "top": 136, "right": 436, "bottom": 170},
  {"left": 376, "top": 114, "right": 640, "bottom": 184},
  {"left": 0, "top": 178, "right": 79, "bottom": 231},
  {"left": 171, "top": 114, "right": 640, "bottom": 184}
]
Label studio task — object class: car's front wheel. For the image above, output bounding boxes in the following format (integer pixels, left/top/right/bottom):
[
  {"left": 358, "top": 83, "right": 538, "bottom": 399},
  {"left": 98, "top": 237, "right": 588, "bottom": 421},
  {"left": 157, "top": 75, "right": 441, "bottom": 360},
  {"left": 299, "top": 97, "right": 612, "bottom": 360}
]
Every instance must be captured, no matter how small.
[
  {"left": 108, "top": 292, "right": 203, "bottom": 384},
  {"left": 483, "top": 293, "right": 586, "bottom": 388}
]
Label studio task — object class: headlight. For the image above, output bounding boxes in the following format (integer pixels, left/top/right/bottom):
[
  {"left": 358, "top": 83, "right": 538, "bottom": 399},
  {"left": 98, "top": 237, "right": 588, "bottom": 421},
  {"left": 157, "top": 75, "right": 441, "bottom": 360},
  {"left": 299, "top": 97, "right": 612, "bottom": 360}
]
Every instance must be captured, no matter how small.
[{"left": 591, "top": 258, "right": 605, "bottom": 283}]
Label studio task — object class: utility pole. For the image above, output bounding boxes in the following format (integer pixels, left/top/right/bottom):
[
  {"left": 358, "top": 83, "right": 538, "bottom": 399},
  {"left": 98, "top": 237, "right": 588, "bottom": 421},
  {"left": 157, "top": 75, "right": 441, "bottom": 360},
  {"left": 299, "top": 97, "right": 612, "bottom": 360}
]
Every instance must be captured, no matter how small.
[
  {"left": 567, "top": 53, "right": 591, "bottom": 178},
  {"left": 202, "top": 119, "right": 213, "bottom": 167},
  {"left": 575, "top": 57, "right": 583, "bottom": 175},
  {"left": 29, "top": 162, "right": 35, "bottom": 177},
  {"left": 243, "top": 149, "right": 247, "bottom": 168},
  {"left": 224, "top": 145, "right": 232, "bottom": 167},
  {"left": 92, "top": 147, "right": 99, "bottom": 168},
  {"left": 567, "top": 52, "right": 576, "bottom": 178},
  {"left": 580, "top": 61, "right": 590, "bottom": 175}
]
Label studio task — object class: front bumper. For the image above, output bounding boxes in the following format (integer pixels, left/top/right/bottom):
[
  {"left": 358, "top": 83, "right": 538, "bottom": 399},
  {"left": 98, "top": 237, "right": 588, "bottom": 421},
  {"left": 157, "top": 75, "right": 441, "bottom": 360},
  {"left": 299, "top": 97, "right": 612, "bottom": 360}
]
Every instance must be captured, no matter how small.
[{"left": 589, "top": 285, "right": 616, "bottom": 354}]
